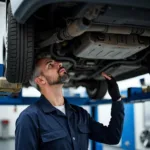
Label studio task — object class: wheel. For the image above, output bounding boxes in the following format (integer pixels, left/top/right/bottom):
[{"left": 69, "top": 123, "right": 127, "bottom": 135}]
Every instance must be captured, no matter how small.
[
  {"left": 86, "top": 80, "right": 108, "bottom": 100},
  {"left": 5, "top": 3, "right": 34, "bottom": 83}
]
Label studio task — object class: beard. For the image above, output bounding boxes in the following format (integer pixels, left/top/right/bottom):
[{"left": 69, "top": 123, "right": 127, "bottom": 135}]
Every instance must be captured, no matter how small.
[{"left": 45, "top": 72, "right": 70, "bottom": 86}]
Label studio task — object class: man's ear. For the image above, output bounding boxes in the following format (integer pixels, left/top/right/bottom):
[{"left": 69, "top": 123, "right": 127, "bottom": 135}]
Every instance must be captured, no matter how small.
[{"left": 34, "top": 76, "right": 46, "bottom": 86}]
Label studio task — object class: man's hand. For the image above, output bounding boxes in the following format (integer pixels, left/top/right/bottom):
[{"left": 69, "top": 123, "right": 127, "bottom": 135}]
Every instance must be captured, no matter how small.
[{"left": 101, "top": 72, "right": 121, "bottom": 102}]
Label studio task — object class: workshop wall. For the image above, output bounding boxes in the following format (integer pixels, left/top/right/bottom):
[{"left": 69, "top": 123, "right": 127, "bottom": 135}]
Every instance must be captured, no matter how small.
[
  {"left": 134, "top": 103, "right": 145, "bottom": 150},
  {"left": 0, "top": 105, "right": 27, "bottom": 137},
  {"left": 0, "top": 2, "right": 5, "bottom": 64}
]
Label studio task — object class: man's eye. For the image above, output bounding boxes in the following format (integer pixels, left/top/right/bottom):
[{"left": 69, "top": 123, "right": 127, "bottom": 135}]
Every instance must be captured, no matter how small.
[{"left": 48, "top": 63, "right": 52, "bottom": 68}]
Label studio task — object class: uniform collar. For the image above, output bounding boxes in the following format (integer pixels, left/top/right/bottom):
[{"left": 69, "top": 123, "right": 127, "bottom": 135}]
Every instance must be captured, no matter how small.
[{"left": 38, "top": 95, "right": 76, "bottom": 114}]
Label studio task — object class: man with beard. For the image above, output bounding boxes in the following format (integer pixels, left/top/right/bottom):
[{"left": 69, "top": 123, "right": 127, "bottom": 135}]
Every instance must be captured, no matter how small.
[{"left": 15, "top": 52, "right": 124, "bottom": 150}]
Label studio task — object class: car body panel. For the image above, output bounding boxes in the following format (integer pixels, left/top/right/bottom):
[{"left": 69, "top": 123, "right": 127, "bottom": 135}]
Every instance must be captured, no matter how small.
[{"left": 9, "top": 0, "right": 150, "bottom": 24}]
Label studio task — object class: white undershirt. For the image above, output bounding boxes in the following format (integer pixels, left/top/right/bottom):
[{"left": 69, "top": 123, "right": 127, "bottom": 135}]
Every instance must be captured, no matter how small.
[{"left": 54, "top": 105, "right": 66, "bottom": 115}]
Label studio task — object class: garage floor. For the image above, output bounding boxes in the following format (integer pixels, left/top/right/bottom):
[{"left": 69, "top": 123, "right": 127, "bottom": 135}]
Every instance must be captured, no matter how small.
[{"left": 0, "top": 139, "right": 15, "bottom": 150}]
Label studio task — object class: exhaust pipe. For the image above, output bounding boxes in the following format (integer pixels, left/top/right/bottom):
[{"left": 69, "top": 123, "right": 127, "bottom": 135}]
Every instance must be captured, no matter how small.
[
  {"left": 39, "top": 20, "right": 150, "bottom": 48},
  {"left": 88, "top": 24, "right": 150, "bottom": 36},
  {"left": 39, "top": 18, "right": 91, "bottom": 48}
]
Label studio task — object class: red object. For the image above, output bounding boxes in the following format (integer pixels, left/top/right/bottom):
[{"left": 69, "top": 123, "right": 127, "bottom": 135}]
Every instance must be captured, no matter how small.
[
  {"left": 14, "top": 106, "right": 17, "bottom": 112},
  {"left": 2, "top": 120, "right": 9, "bottom": 125}
]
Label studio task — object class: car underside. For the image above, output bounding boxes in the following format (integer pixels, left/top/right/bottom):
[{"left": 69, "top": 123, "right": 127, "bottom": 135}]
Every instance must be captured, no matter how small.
[{"left": 3, "top": 0, "right": 150, "bottom": 99}]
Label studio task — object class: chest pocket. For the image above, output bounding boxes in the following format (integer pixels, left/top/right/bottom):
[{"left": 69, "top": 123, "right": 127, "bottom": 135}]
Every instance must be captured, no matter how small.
[
  {"left": 78, "top": 125, "right": 90, "bottom": 134},
  {"left": 41, "top": 129, "right": 67, "bottom": 143},
  {"left": 78, "top": 124, "right": 90, "bottom": 150}
]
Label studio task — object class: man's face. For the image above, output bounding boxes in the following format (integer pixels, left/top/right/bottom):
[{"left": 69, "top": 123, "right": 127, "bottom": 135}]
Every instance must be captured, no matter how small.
[{"left": 37, "top": 58, "right": 70, "bottom": 86}]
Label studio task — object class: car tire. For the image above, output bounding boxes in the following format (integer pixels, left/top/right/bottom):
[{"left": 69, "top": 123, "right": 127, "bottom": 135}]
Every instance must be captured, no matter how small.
[
  {"left": 6, "top": 3, "right": 34, "bottom": 83},
  {"left": 86, "top": 80, "right": 108, "bottom": 100}
]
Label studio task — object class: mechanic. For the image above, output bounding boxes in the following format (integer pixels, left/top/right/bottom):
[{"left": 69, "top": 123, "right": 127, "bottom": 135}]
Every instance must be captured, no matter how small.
[{"left": 15, "top": 52, "right": 124, "bottom": 150}]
